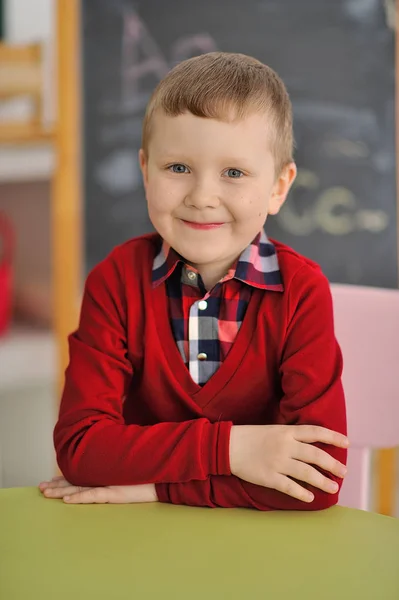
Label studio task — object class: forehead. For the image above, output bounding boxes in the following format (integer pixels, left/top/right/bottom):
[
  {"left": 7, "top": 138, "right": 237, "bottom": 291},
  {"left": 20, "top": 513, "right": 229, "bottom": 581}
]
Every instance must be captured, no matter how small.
[{"left": 148, "top": 110, "right": 273, "bottom": 158}]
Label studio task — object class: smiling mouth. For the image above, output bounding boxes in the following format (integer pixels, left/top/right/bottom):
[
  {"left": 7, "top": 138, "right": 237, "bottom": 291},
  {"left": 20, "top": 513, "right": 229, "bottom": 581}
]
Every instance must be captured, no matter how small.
[{"left": 180, "top": 220, "right": 225, "bottom": 230}]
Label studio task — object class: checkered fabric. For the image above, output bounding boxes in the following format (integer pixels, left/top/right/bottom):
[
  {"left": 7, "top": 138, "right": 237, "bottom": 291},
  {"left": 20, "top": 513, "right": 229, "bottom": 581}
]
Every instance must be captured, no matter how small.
[{"left": 152, "top": 230, "right": 283, "bottom": 385}]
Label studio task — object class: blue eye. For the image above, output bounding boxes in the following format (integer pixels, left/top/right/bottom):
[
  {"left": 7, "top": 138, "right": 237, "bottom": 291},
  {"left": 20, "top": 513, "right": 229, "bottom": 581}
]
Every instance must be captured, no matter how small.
[
  {"left": 226, "top": 168, "right": 244, "bottom": 178},
  {"left": 169, "top": 164, "right": 189, "bottom": 173}
]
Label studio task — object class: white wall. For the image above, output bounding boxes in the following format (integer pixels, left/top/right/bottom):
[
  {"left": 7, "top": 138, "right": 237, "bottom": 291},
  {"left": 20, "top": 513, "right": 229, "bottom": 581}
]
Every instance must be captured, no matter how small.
[{"left": 0, "top": 0, "right": 56, "bottom": 182}]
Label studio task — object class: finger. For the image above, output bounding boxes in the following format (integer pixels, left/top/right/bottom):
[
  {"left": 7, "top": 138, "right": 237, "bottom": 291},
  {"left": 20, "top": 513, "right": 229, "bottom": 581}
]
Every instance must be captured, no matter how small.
[
  {"left": 272, "top": 474, "right": 314, "bottom": 503},
  {"left": 41, "top": 479, "right": 71, "bottom": 491},
  {"left": 44, "top": 485, "right": 90, "bottom": 499},
  {"left": 295, "top": 443, "right": 347, "bottom": 478},
  {"left": 51, "top": 475, "right": 66, "bottom": 482},
  {"left": 294, "top": 425, "right": 349, "bottom": 448},
  {"left": 64, "top": 488, "right": 115, "bottom": 504},
  {"left": 287, "top": 459, "right": 339, "bottom": 495},
  {"left": 39, "top": 481, "right": 65, "bottom": 492}
]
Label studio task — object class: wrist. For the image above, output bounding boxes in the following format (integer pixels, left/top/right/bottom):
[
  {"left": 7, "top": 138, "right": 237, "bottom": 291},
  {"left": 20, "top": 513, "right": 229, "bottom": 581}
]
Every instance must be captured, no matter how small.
[
  {"left": 229, "top": 425, "right": 255, "bottom": 477},
  {"left": 146, "top": 484, "right": 158, "bottom": 502},
  {"left": 126, "top": 483, "right": 158, "bottom": 503}
]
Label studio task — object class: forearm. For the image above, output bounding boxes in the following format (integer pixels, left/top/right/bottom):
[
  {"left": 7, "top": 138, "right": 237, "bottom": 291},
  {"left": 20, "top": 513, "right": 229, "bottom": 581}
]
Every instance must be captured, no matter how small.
[
  {"left": 157, "top": 457, "right": 346, "bottom": 511},
  {"left": 157, "top": 376, "right": 348, "bottom": 511},
  {"left": 56, "top": 308, "right": 232, "bottom": 487},
  {"left": 54, "top": 416, "right": 232, "bottom": 487}
]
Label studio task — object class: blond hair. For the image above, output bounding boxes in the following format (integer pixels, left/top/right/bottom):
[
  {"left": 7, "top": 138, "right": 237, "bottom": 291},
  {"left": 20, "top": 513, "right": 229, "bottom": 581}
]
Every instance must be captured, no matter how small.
[{"left": 142, "top": 52, "right": 294, "bottom": 174}]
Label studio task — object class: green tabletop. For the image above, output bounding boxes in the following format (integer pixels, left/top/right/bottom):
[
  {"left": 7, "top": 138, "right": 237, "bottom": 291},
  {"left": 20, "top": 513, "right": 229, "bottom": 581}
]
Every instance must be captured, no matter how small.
[{"left": 0, "top": 487, "right": 398, "bottom": 600}]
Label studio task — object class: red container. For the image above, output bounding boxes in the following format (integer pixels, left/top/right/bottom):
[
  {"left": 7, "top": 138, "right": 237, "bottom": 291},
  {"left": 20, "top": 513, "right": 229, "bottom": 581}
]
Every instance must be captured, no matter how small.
[{"left": 0, "top": 214, "right": 14, "bottom": 337}]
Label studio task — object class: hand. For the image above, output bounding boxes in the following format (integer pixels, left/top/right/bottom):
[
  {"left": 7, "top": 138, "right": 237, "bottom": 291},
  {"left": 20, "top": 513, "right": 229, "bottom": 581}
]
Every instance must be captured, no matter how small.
[
  {"left": 229, "top": 424, "right": 348, "bottom": 503},
  {"left": 38, "top": 476, "right": 158, "bottom": 504}
]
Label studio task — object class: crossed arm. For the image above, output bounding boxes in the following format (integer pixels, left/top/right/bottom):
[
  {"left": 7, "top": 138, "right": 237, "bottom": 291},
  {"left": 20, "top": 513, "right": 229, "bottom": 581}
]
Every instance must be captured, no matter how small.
[{"left": 40, "top": 261, "right": 348, "bottom": 509}]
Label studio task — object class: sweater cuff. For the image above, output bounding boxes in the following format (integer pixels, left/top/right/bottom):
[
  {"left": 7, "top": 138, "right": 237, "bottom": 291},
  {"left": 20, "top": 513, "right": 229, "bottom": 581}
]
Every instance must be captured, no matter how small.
[
  {"left": 208, "top": 420, "right": 232, "bottom": 476},
  {"left": 156, "top": 483, "right": 169, "bottom": 503},
  {"left": 157, "top": 420, "right": 232, "bottom": 502}
]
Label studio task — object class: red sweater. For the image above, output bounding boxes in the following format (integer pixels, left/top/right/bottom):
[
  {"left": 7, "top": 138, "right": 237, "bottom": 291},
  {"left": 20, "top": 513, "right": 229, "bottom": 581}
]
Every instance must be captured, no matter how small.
[{"left": 54, "top": 233, "right": 347, "bottom": 511}]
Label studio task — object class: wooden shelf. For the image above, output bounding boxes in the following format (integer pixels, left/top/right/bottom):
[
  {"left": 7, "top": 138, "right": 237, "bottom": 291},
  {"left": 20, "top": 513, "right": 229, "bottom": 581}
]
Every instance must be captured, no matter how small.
[
  {"left": 0, "top": 122, "right": 55, "bottom": 145},
  {"left": 0, "top": 146, "right": 54, "bottom": 182},
  {"left": 0, "top": 42, "right": 55, "bottom": 146}
]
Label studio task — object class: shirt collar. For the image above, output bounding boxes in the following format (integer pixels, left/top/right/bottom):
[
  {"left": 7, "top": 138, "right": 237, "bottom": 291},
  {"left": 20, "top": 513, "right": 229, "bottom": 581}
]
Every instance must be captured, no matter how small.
[{"left": 152, "top": 229, "right": 283, "bottom": 291}]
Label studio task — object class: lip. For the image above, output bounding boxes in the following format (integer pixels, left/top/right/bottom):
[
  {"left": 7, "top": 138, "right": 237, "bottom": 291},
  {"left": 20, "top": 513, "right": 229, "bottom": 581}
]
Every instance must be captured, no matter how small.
[{"left": 180, "top": 220, "right": 225, "bottom": 230}]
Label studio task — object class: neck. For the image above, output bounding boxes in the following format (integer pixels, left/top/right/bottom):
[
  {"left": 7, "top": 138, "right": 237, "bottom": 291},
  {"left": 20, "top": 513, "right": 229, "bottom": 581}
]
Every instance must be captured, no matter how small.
[{"left": 191, "top": 258, "right": 238, "bottom": 291}]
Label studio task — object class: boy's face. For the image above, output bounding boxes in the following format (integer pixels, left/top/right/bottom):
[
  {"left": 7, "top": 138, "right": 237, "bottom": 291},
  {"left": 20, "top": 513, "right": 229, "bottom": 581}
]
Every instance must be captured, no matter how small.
[{"left": 139, "top": 111, "right": 296, "bottom": 275}]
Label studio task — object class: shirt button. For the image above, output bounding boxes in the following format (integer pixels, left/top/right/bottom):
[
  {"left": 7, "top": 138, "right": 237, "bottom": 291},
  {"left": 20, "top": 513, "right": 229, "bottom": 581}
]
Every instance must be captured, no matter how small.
[
  {"left": 187, "top": 271, "right": 197, "bottom": 281},
  {"left": 198, "top": 300, "right": 207, "bottom": 311},
  {"left": 197, "top": 352, "right": 207, "bottom": 361}
]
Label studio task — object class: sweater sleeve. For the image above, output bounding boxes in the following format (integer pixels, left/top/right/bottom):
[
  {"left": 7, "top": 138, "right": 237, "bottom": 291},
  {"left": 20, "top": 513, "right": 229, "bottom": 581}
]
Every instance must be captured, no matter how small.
[
  {"left": 156, "top": 266, "right": 347, "bottom": 510},
  {"left": 53, "top": 251, "right": 232, "bottom": 487}
]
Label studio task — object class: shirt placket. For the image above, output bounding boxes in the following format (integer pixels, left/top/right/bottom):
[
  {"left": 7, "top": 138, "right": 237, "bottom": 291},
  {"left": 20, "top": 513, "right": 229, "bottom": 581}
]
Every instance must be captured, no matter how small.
[{"left": 184, "top": 267, "right": 217, "bottom": 386}]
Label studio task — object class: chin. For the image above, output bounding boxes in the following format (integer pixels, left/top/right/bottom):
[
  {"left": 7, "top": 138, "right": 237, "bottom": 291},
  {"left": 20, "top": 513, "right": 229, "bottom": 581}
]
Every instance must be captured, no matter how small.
[{"left": 174, "top": 244, "right": 222, "bottom": 265}]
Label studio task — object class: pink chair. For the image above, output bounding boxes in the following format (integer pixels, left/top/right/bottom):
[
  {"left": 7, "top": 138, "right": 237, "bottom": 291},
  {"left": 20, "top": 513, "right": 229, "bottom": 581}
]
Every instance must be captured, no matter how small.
[{"left": 330, "top": 283, "right": 399, "bottom": 511}]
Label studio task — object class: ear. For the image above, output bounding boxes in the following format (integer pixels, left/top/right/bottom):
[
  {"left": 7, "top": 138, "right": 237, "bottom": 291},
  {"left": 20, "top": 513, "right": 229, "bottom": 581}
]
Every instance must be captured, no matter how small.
[
  {"left": 139, "top": 149, "right": 149, "bottom": 191},
  {"left": 268, "top": 162, "right": 297, "bottom": 216}
]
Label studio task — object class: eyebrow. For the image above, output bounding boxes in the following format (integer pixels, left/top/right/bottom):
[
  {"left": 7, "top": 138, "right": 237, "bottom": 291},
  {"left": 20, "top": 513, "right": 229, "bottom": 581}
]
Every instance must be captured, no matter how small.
[
  {"left": 218, "top": 157, "right": 253, "bottom": 167},
  {"left": 157, "top": 154, "right": 253, "bottom": 167},
  {"left": 155, "top": 152, "right": 190, "bottom": 162}
]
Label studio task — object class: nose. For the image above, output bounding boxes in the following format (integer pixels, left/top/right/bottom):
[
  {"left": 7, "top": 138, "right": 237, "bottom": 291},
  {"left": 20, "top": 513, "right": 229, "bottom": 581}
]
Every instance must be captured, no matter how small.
[{"left": 184, "top": 177, "right": 221, "bottom": 210}]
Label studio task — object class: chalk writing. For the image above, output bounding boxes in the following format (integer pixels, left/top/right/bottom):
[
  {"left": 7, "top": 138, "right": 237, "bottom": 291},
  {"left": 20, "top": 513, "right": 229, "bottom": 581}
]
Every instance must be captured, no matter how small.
[
  {"left": 278, "top": 169, "right": 389, "bottom": 236},
  {"left": 171, "top": 33, "right": 218, "bottom": 64},
  {"left": 95, "top": 149, "right": 141, "bottom": 194},
  {"left": 118, "top": 9, "right": 218, "bottom": 115},
  {"left": 121, "top": 11, "right": 169, "bottom": 113}
]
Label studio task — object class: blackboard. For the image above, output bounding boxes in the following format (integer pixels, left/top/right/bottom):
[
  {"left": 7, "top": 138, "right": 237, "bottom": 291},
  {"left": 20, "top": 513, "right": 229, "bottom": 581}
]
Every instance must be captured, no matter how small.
[{"left": 82, "top": 0, "right": 397, "bottom": 287}]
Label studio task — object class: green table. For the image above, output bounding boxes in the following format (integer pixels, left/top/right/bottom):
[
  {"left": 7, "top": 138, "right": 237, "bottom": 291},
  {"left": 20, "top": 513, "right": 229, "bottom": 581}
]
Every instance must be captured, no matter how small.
[{"left": 1, "top": 487, "right": 398, "bottom": 599}]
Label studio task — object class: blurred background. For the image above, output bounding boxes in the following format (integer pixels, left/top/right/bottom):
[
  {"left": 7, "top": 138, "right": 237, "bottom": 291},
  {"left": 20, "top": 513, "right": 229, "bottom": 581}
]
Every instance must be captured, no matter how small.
[
  {"left": 0, "top": 0, "right": 398, "bottom": 515},
  {"left": 0, "top": 0, "right": 56, "bottom": 491}
]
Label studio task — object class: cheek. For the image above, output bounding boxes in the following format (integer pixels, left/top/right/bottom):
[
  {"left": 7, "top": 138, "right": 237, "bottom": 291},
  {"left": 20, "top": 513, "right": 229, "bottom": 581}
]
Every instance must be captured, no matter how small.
[
  {"left": 230, "top": 191, "right": 268, "bottom": 224},
  {"left": 146, "top": 179, "right": 178, "bottom": 215}
]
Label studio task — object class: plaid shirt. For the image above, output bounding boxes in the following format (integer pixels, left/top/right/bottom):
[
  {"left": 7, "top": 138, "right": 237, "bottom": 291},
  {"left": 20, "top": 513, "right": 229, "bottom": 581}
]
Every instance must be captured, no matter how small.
[{"left": 152, "top": 230, "right": 283, "bottom": 386}]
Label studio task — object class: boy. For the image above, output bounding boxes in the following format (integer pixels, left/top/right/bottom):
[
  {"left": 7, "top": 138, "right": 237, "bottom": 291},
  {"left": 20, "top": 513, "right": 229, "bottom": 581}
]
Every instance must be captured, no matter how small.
[{"left": 40, "top": 52, "right": 348, "bottom": 510}]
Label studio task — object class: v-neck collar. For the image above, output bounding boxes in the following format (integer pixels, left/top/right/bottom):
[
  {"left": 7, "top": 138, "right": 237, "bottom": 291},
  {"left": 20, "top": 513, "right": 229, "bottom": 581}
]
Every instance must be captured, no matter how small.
[{"left": 151, "top": 281, "right": 264, "bottom": 408}]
